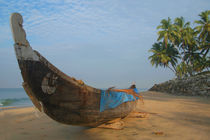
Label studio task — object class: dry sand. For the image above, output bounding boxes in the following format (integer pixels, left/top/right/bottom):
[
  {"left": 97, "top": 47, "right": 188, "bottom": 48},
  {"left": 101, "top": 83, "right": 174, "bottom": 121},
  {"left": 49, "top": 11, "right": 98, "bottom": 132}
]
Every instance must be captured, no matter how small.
[{"left": 0, "top": 91, "right": 210, "bottom": 140}]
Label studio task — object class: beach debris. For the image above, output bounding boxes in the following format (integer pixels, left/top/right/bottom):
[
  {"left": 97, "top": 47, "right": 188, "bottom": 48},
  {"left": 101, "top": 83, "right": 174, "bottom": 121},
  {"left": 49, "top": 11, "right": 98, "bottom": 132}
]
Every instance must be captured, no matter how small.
[
  {"left": 98, "top": 118, "right": 124, "bottom": 130},
  {"left": 153, "top": 131, "right": 164, "bottom": 136},
  {"left": 128, "top": 111, "right": 149, "bottom": 118}
]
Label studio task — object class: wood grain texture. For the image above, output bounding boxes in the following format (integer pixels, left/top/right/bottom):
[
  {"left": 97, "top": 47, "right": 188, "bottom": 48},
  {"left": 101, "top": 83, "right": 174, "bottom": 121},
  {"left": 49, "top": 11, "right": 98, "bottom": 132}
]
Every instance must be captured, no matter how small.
[{"left": 17, "top": 54, "right": 137, "bottom": 126}]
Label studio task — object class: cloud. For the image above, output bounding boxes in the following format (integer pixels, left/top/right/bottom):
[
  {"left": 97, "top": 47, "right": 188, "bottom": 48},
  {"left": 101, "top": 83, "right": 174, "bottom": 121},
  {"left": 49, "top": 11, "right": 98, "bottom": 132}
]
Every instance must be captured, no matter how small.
[
  {"left": 0, "top": 0, "right": 153, "bottom": 45},
  {"left": 0, "top": 0, "right": 209, "bottom": 88}
]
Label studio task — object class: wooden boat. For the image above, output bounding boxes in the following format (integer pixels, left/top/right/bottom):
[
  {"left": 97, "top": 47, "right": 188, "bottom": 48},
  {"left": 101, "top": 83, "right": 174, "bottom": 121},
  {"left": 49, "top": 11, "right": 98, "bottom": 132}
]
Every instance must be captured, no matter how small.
[{"left": 10, "top": 13, "right": 138, "bottom": 127}]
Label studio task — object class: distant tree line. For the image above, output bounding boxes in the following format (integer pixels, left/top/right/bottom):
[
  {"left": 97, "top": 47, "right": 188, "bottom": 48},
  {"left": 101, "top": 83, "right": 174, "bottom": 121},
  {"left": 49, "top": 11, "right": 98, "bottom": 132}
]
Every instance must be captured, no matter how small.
[{"left": 149, "top": 10, "right": 210, "bottom": 78}]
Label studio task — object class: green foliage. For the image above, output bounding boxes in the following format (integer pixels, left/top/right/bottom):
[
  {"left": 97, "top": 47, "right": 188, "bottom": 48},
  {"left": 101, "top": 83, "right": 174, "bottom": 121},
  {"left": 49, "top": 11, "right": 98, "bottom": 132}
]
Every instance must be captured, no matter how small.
[
  {"left": 149, "top": 42, "right": 179, "bottom": 73},
  {"left": 157, "top": 17, "right": 176, "bottom": 48},
  {"left": 176, "top": 62, "right": 189, "bottom": 78},
  {"left": 194, "top": 10, "right": 210, "bottom": 43},
  {"left": 149, "top": 10, "right": 210, "bottom": 78},
  {"left": 194, "top": 10, "right": 210, "bottom": 58}
]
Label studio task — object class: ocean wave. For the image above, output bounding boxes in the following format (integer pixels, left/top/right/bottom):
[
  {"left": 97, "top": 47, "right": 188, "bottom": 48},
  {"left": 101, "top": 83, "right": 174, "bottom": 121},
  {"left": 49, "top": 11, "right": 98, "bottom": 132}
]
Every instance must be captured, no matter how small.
[{"left": 0, "top": 98, "right": 30, "bottom": 106}]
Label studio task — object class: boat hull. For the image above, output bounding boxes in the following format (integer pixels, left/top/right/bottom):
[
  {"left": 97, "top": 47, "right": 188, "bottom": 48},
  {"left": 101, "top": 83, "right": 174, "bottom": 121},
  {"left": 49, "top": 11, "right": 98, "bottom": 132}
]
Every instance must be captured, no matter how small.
[
  {"left": 17, "top": 50, "right": 137, "bottom": 127},
  {"left": 10, "top": 12, "right": 137, "bottom": 127}
]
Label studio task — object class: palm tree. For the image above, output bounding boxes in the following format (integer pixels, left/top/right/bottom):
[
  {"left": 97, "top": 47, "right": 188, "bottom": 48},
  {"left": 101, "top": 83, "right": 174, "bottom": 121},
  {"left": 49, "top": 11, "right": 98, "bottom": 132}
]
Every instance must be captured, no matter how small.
[
  {"left": 176, "top": 62, "right": 189, "bottom": 78},
  {"left": 157, "top": 17, "right": 176, "bottom": 48},
  {"left": 194, "top": 10, "right": 210, "bottom": 58},
  {"left": 173, "top": 17, "right": 193, "bottom": 62},
  {"left": 150, "top": 11, "right": 209, "bottom": 78},
  {"left": 149, "top": 42, "right": 180, "bottom": 73},
  {"left": 174, "top": 17, "right": 191, "bottom": 47},
  {"left": 183, "top": 27, "right": 198, "bottom": 61},
  {"left": 192, "top": 56, "right": 210, "bottom": 72}
]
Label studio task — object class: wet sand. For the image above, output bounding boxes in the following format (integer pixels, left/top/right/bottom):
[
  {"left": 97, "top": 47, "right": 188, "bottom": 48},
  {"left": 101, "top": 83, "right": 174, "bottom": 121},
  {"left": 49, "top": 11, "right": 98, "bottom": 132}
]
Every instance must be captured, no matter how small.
[{"left": 1, "top": 91, "right": 210, "bottom": 140}]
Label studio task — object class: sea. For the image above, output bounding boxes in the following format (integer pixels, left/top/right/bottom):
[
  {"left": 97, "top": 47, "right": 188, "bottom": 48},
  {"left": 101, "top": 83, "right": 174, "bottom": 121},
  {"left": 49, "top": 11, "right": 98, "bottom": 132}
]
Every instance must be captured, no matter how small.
[
  {"left": 0, "top": 88, "right": 148, "bottom": 108},
  {"left": 0, "top": 88, "right": 32, "bottom": 108}
]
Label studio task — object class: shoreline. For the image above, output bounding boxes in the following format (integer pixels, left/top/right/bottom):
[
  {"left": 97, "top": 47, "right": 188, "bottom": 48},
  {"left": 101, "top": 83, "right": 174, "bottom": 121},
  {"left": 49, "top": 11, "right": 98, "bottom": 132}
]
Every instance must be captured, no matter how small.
[
  {"left": 1, "top": 91, "right": 210, "bottom": 140},
  {"left": 0, "top": 105, "right": 33, "bottom": 111}
]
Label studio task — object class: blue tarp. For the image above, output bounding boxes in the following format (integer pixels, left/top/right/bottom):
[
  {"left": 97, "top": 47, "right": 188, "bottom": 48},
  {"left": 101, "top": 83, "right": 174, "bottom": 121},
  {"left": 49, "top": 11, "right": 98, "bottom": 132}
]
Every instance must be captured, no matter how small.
[{"left": 100, "top": 88, "right": 139, "bottom": 112}]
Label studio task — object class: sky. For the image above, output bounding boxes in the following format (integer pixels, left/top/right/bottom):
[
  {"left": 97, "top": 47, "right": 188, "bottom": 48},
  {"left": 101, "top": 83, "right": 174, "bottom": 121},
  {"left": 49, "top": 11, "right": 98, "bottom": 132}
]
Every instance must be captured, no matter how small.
[{"left": 0, "top": 0, "right": 209, "bottom": 89}]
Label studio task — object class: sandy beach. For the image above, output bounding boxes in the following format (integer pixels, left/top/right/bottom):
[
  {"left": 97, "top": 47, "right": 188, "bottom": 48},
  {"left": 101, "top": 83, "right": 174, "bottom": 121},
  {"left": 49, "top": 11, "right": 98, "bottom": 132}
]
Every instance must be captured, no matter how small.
[{"left": 1, "top": 91, "right": 210, "bottom": 140}]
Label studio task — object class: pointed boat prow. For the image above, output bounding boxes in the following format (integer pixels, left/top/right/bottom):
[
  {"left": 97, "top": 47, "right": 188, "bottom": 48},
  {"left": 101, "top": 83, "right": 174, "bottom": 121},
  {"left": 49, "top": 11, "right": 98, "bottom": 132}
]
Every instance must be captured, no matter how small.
[{"left": 10, "top": 13, "right": 30, "bottom": 47}]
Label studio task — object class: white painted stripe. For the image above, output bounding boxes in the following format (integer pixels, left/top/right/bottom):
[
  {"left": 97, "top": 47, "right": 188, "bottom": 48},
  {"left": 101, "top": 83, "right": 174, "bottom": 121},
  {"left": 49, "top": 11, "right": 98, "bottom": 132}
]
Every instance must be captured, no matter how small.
[{"left": 14, "top": 44, "right": 39, "bottom": 61}]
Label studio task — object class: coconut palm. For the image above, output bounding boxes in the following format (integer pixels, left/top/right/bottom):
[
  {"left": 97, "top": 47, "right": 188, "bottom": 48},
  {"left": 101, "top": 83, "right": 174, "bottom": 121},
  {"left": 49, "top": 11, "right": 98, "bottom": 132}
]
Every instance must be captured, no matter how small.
[
  {"left": 194, "top": 10, "right": 210, "bottom": 57},
  {"left": 149, "top": 42, "right": 179, "bottom": 73},
  {"left": 157, "top": 17, "right": 176, "bottom": 48},
  {"left": 174, "top": 17, "right": 191, "bottom": 48},
  {"left": 150, "top": 10, "right": 209, "bottom": 78},
  {"left": 192, "top": 56, "right": 210, "bottom": 72},
  {"left": 176, "top": 62, "right": 189, "bottom": 78},
  {"left": 173, "top": 17, "right": 193, "bottom": 62},
  {"left": 182, "top": 27, "right": 198, "bottom": 62}
]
